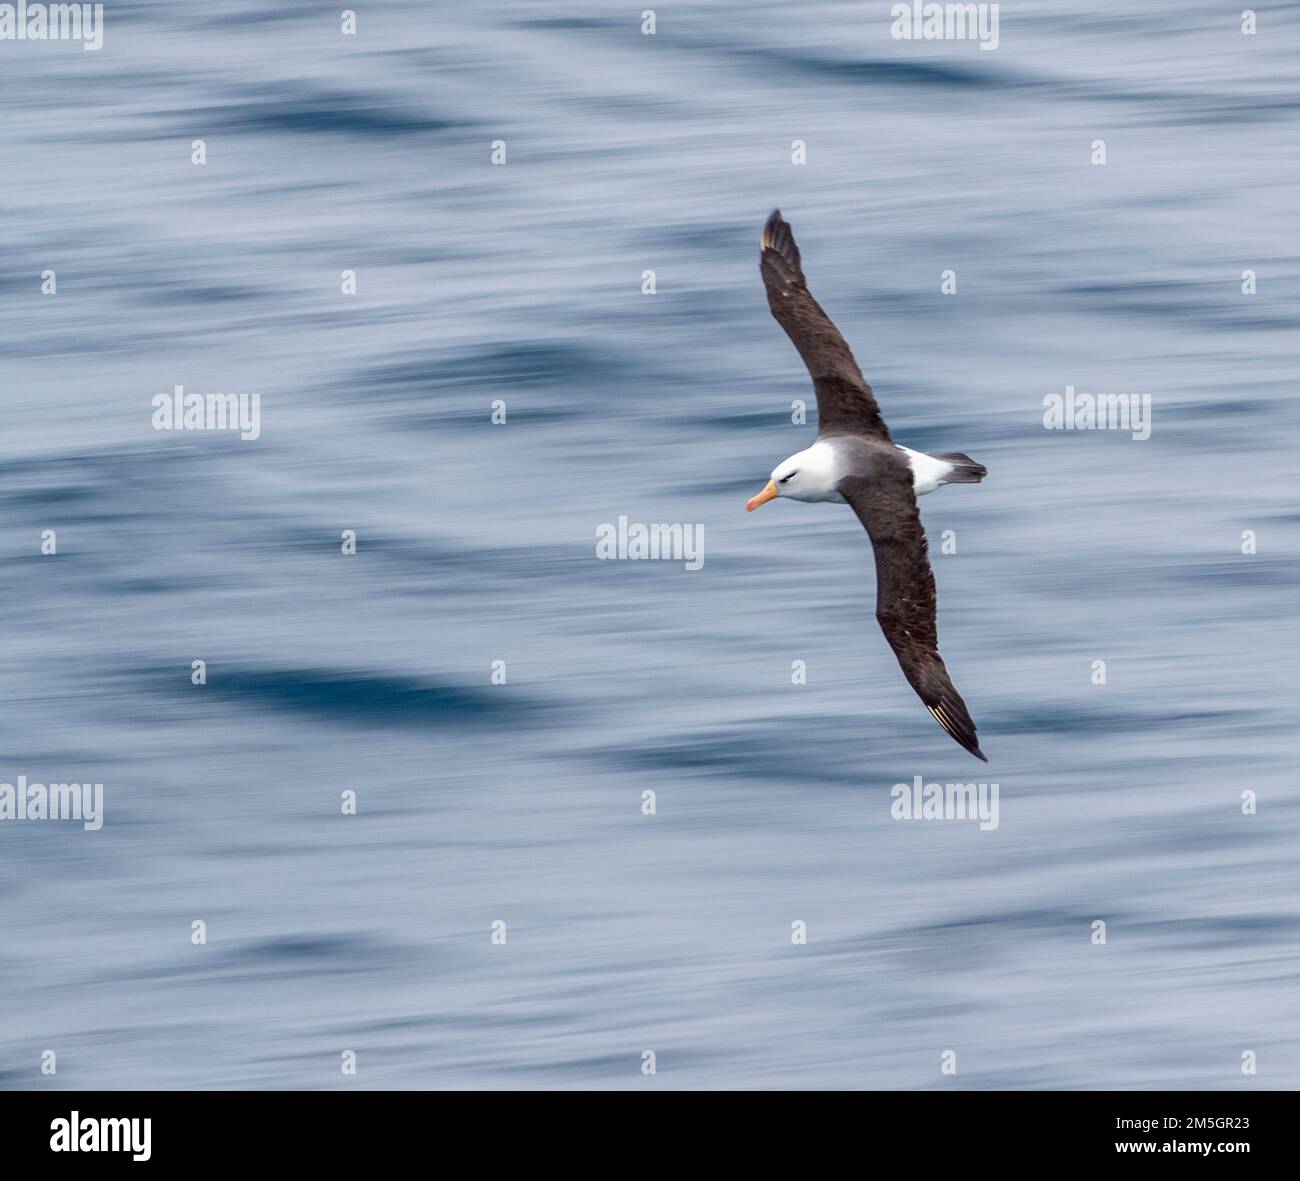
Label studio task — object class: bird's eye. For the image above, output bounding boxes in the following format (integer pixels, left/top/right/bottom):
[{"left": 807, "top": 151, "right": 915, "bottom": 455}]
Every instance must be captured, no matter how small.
[{"left": 779, "top": 472, "right": 797, "bottom": 484}]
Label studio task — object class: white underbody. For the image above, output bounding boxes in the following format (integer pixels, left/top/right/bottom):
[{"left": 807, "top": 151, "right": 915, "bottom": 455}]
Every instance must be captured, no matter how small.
[
  {"left": 768, "top": 440, "right": 956, "bottom": 503},
  {"left": 897, "top": 446, "right": 955, "bottom": 496}
]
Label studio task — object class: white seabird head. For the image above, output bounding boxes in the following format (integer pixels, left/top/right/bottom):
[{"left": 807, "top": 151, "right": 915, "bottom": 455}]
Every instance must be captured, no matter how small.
[{"left": 746, "top": 442, "right": 842, "bottom": 510}]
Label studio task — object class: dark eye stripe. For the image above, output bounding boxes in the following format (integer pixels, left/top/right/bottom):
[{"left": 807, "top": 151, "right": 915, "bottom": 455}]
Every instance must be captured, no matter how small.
[{"left": 779, "top": 472, "right": 797, "bottom": 483}]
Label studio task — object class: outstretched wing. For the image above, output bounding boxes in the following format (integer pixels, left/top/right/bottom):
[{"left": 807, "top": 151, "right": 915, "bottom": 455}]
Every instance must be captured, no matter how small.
[
  {"left": 760, "top": 209, "right": 890, "bottom": 440},
  {"left": 839, "top": 461, "right": 987, "bottom": 761}
]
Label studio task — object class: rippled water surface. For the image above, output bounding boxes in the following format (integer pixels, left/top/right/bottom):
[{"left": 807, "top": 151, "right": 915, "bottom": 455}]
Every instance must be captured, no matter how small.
[{"left": 2, "top": 1, "right": 1299, "bottom": 1089}]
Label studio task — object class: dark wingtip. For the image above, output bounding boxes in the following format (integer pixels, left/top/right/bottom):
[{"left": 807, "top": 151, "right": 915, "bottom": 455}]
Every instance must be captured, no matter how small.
[
  {"left": 927, "top": 702, "right": 987, "bottom": 762},
  {"left": 760, "top": 208, "right": 786, "bottom": 249},
  {"left": 760, "top": 209, "right": 800, "bottom": 274}
]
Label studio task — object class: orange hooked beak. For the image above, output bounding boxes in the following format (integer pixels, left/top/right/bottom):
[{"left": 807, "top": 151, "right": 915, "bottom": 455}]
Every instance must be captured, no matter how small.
[{"left": 746, "top": 480, "right": 778, "bottom": 512}]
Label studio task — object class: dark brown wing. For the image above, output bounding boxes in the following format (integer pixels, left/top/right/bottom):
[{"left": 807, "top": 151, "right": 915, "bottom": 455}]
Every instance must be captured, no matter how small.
[
  {"left": 839, "top": 460, "right": 987, "bottom": 762},
  {"left": 760, "top": 209, "right": 890, "bottom": 440}
]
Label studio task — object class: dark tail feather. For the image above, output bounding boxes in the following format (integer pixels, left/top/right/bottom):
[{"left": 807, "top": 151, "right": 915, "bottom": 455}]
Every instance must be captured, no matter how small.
[{"left": 935, "top": 452, "right": 987, "bottom": 485}]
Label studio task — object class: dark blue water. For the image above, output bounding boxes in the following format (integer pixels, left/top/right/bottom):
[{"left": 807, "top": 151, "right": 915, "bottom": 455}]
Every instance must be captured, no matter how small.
[{"left": 2, "top": 1, "right": 1298, "bottom": 1089}]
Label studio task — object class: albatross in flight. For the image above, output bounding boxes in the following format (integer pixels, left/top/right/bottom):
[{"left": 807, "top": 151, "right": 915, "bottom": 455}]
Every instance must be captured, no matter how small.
[{"left": 746, "top": 209, "right": 989, "bottom": 761}]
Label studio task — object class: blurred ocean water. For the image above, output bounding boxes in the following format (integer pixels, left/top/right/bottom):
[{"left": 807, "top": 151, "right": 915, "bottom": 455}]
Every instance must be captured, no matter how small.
[{"left": 1, "top": 1, "right": 1298, "bottom": 1089}]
